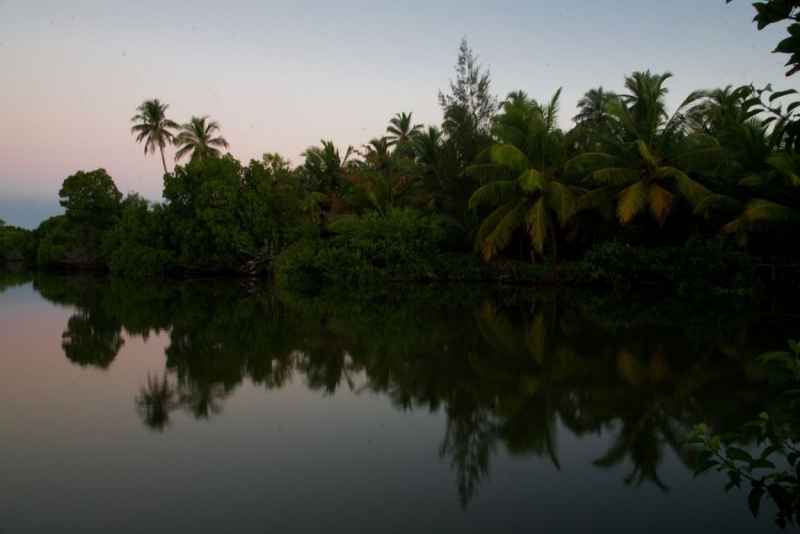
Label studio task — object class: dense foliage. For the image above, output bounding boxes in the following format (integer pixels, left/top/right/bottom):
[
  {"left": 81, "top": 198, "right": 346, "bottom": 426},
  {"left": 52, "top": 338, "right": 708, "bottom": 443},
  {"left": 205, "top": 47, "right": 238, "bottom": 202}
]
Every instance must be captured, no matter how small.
[
  {"left": 277, "top": 208, "right": 445, "bottom": 288},
  {"left": 0, "top": 219, "right": 30, "bottom": 262},
  {"left": 163, "top": 154, "right": 314, "bottom": 273},
  {"left": 20, "top": 26, "right": 800, "bottom": 291}
]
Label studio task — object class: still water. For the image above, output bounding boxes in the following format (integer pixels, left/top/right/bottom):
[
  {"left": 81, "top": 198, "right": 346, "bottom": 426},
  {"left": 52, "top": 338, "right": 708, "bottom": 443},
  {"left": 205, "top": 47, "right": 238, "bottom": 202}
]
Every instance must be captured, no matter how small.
[{"left": 0, "top": 271, "right": 795, "bottom": 533}]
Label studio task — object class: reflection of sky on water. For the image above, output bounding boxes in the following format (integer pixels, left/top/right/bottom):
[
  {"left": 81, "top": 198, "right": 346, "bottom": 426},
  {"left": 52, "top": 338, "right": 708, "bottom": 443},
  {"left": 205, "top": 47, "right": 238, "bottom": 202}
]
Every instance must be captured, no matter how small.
[{"left": 0, "top": 281, "right": 780, "bottom": 532}]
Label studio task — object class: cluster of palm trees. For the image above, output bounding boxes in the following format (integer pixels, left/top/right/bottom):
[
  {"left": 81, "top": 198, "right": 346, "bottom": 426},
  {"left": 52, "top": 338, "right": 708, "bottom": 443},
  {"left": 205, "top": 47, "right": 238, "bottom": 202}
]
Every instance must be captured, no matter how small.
[
  {"left": 487, "top": 72, "right": 800, "bottom": 260},
  {"left": 294, "top": 71, "right": 798, "bottom": 261},
  {"left": 299, "top": 112, "right": 440, "bottom": 217},
  {"left": 130, "top": 99, "right": 229, "bottom": 174},
  {"left": 130, "top": 70, "right": 800, "bottom": 262}
]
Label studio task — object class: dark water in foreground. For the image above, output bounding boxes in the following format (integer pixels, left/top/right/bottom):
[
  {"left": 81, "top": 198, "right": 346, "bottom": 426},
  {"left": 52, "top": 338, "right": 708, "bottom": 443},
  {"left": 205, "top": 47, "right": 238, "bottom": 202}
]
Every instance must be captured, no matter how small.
[{"left": 0, "top": 272, "right": 796, "bottom": 533}]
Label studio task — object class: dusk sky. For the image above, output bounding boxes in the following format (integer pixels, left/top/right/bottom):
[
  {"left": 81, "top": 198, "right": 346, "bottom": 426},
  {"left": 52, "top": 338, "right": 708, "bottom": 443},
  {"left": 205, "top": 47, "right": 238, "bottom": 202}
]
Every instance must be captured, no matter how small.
[{"left": 0, "top": 0, "right": 793, "bottom": 228}]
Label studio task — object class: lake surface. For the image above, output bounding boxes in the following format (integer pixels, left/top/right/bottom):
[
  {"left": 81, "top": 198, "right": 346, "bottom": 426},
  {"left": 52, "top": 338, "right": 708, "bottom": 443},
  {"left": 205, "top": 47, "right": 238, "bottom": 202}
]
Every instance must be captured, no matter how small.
[{"left": 0, "top": 271, "right": 795, "bottom": 533}]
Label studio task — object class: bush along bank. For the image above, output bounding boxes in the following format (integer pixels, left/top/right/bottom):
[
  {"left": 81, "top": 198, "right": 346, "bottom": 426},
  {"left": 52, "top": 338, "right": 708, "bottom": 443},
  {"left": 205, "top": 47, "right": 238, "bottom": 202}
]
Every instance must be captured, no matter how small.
[{"left": 275, "top": 221, "right": 760, "bottom": 298}]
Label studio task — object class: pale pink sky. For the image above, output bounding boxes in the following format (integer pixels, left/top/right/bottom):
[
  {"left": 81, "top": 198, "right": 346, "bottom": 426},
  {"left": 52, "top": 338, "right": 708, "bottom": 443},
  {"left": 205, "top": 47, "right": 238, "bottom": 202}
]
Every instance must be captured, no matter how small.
[{"left": 0, "top": 0, "right": 791, "bottom": 227}]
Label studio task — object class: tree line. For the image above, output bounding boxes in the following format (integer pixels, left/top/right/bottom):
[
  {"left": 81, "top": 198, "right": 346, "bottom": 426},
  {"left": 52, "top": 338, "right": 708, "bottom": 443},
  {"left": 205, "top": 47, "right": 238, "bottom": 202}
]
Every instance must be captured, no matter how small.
[{"left": 3, "top": 31, "right": 799, "bottom": 290}]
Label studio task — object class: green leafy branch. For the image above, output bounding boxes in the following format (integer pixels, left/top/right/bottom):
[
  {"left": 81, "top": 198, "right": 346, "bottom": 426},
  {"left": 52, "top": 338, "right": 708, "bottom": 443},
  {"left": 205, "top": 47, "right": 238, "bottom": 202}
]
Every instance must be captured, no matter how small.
[{"left": 681, "top": 339, "right": 800, "bottom": 529}]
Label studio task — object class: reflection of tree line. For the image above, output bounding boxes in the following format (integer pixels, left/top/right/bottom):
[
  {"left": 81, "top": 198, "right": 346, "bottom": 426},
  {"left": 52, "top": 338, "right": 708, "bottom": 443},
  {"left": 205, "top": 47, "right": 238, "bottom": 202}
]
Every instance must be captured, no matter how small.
[
  {"left": 0, "top": 265, "right": 33, "bottom": 292},
  {"left": 28, "top": 274, "right": 798, "bottom": 506}
]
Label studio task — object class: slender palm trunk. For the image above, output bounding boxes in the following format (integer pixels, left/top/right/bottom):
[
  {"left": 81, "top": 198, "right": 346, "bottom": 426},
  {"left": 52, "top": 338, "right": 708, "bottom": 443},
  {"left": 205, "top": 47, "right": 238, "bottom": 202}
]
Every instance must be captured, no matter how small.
[
  {"left": 550, "top": 224, "right": 558, "bottom": 264},
  {"left": 160, "top": 146, "right": 168, "bottom": 175}
]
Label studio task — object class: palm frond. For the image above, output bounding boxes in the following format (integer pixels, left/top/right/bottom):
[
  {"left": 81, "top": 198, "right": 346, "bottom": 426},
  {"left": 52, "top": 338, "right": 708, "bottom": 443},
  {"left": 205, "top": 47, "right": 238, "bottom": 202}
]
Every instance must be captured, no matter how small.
[
  {"left": 174, "top": 144, "right": 194, "bottom": 162},
  {"left": 723, "top": 206, "right": 800, "bottom": 241},
  {"left": 474, "top": 200, "right": 526, "bottom": 261},
  {"left": 207, "top": 137, "right": 230, "bottom": 149},
  {"left": 567, "top": 151, "right": 629, "bottom": 172},
  {"left": 646, "top": 183, "right": 677, "bottom": 225},
  {"left": 465, "top": 163, "right": 515, "bottom": 184},
  {"left": 616, "top": 180, "right": 648, "bottom": 224},
  {"left": 468, "top": 180, "right": 518, "bottom": 209},
  {"left": 652, "top": 167, "right": 711, "bottom": 205},
  {"left": 733, "top": 199, "right": 800, "bottom": 224},
  {"left": 738, "top": 171, "right": 767, "bottom": 188},
  {"left": 766, "top": 153, "right": 800, "bottom": 188},
  {"left": 490, "top": 144, "right": 531, "bottom": 172},
  {"left": 634, "top": 139, "right": 658, "bottom": 168},
  {"left": 517, "top": 169, "right": 549, "bottom": 194},
  {"left": 587, "top": 167, "right": 640, "bottom": 187},
  {"left": 526, "top": 196, "right": 552, "bottom": 253},
  {"left": 659, "top": 89, "right": 709, "bottom": 139},
  {"left": 667, "top": 146, "right": 730, "bottom": 172},
  {"left": 570, "top": 186, "right": 619, "bottom": 219},
  {"left": 692, "top": 194, "right": 744, "bottom": 217},
  {"left": 545, "top": 181, "right": 576, "bottom": 226}
]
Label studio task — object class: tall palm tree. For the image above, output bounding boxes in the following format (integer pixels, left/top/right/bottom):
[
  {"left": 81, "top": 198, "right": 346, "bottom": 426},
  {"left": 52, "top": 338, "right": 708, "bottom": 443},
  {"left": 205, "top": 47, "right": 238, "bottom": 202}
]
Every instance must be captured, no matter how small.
[
  {"left": 174, "top": 115, "right": 230, "bottom": 163},
  {"left": 568, "top": 71, "right": 726, "bottom": 226},
  {"left": 386, "top": 112, "right": 423, "bottom": 157},
  {"left": 468, "top": 89, "right": 584, "bottom": 262},
  {"left": 344, "top": 139, "right": 416, "bottom": 215},
  {"left": 573, "top": 87, "right": 615, "bottom": 132},
  {"left": 687, "top": 85, "right": 747, "bottom": 135},
  {"left": 410, "top": 126, "right": 448, "bottom": 209},
  {"left": 301, "top": 140, "right": 355, "bottom": 193},
  {"left": 130, "top": 99, "right": 178, "bottom": 174},
  {"left": 361, "top": 137, "right": 391, "bottom": 169}
]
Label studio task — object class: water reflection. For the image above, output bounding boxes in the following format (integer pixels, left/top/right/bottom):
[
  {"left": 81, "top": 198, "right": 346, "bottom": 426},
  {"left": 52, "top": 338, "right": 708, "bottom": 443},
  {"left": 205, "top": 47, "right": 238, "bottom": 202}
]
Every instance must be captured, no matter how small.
[
  {"left": 11, "top": 272, "right": 798, "bottom": 508},
  {"left": 135, "top": 372, "right": 178, "bottom": 431}
]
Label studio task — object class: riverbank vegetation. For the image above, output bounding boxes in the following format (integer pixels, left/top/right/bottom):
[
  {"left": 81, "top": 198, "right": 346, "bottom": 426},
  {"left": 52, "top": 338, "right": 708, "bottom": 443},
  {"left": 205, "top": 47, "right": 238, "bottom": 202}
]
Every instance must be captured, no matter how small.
[{"left": 6, "top": 25, "right": 800, "bottom": 293}]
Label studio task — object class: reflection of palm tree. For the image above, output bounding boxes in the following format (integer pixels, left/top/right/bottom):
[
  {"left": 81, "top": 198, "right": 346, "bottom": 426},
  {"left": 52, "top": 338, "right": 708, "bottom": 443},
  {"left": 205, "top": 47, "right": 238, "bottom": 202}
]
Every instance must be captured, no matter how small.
[
  {"left": 495, "top": 395, "right": 562, "bottom": 471},
  {"left": 439, "top": 396, "right": 497, "bottom": 508},
  {"left": 135, "top": 372, "right": 179, "bottom": 431},
  {"left": 592, "top": 400, "right": 684, "bottom": 491},
  {"left": 297, "top": 345, "right": 360, "bottom": 395},
  {"left": 178, "top": 381, "right": 227, "bottom": 419}
]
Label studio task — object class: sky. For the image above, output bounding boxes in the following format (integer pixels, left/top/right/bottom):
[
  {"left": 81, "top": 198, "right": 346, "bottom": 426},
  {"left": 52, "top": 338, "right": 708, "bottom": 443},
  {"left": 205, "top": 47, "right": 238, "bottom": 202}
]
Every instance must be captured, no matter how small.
[{"left": 0, "top": 0, "right": 793, "bottom": 228}]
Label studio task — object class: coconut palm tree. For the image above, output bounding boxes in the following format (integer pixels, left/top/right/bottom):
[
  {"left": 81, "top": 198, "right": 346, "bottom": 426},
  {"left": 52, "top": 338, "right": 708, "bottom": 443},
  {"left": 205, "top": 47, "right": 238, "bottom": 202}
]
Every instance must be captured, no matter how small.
[
  {"left": 574, "top": 87, "right": 615, "bottom": 132},
  {"left": 568, "top": 71, "right": 727, "bottom": 227},
  {"left": 301, "top": 140, "right": 355, "bottom": 193},
  {"left": 467, "top": 89, "right": 584, "bottom": 262},
  {"left": 687, "top": 85, "right": 748, "bottom": 135},
  {"left": 361, "top": 137, "right": 391, "bottom": 170},
  {"left": 344, "top": 140, "right": 416, "bottom": 215},
  {"left": 410, "top": 126, "right": 449, "bottom": 209},
  {"left": 173, "top": 115, "right": 230, "bottom": 163},
  {"left": 386, "top": 112, "right": 422, "bottom": 149},
  {"left": 694, "top": 86, "right": 800, "bottom": 227},
  {"left": 723, "top": 152, "right": 800, "bottom": 243},
  {"left": 130, "top": 99, "right": 178, "bottom": 174}
]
